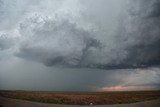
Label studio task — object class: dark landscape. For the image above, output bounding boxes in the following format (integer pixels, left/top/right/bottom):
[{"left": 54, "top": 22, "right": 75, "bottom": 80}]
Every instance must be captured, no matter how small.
[{"left": 0, "top": 90, "right": 160, "bottom": 105}]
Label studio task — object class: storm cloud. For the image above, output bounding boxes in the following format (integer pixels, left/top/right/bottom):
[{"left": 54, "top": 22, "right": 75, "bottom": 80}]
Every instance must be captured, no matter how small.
[
  {"left": 0, "top": 0, "right": 160, "bottom": 91},
  {"left": 117, "top": 0, "right": 160, "bottom": 68},
  {"left": 11, "top": 0, "right": 160, "bottom": 69},
  {"left": 16, "top": 14, "right": 102, "bottom": 67}
]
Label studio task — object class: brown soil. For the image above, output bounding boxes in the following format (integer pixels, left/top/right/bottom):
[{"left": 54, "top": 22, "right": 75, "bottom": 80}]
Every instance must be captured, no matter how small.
[{"left": 0, "top": 90, "right": 160, "bottom": 105}]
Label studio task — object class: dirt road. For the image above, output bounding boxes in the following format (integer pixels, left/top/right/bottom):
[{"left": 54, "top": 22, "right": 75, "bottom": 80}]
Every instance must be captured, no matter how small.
[{"left": 0, "top": 97, "right": 160, "bottom": 107}]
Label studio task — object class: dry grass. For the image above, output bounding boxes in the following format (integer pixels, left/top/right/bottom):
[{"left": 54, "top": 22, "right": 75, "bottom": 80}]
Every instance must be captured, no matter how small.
[{"left": 0, "top": 90, "right": 160, "bottom": 105}]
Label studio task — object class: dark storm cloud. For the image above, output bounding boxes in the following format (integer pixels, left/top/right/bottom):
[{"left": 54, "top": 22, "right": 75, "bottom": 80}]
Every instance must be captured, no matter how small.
[
  {"left": 82, "top": 0, "right": 160, "bottom": 69},
  {"left": 118, "top": 0, "right": 160, "bottom": 68},
  {"left": 0, "top": 0, "right": 160, "bottom": 91},
  {"left": 13, "top": 0, "right": 160, "bottom": 70},
  {"left": 86, "top": 0, "right": 160, "bottom": 70},
  {"left": 0, "top": 0, "right": 159, "bottom": 70},
  {"left": 16, "top": 16, "right": 102, "bottom": 67},
  {"left": 149, "top": 0, "right": 160, "bottom": 17}
]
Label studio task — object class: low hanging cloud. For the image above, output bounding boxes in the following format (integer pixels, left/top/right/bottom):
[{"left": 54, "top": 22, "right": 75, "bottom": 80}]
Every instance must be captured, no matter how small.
[
  {"left": 16, "top": 0, "right": 160, "bottom": 69},
  {"left": 0, "top": 0, "right": 159, "bottom": 70},
  {"left": 16, "top": 15, "right": 102, "bottom": 67},
  {"left": 0, "top": 0, "right": 160, "bottom": 91}
]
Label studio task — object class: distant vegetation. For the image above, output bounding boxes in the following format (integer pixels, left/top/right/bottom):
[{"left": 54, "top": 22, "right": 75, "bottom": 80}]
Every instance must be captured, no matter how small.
[{"left": 0, "top": 90, "right": 160, "bottom": 105}]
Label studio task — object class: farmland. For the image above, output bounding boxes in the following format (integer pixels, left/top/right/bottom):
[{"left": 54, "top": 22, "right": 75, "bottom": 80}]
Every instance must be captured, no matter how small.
[{"left": 0, "top": 90, "right": 160, "bottom": 105}]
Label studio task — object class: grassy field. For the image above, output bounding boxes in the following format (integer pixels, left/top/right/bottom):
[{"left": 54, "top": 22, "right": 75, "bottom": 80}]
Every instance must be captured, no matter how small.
[{"left": 0, "top": 90, "right": 160, "bottom": 105}]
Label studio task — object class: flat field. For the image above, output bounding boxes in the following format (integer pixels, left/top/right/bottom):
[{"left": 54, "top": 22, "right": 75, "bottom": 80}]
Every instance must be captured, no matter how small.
[{"left": 0, "top": 90, "right": 160, "bottom": 105}]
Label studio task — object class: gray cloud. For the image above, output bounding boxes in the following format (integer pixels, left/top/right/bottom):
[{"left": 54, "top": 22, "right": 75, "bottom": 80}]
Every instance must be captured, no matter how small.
[
  {"left": 0, "top": 0, "right": 160, "bottom": 91},
  {"left": 117, "top": 0, "right": 160, "bottom": 68},
  {"left": 10, "top": 0, "right": 159, "bottom": 70},
  {"left": 83, "top": 0, "right": 160, "bottom": 69},
  {"left": 0, "top": 58, "right": 159, "bottom": 91},
  {"left": 0, "top": 34, "right": 14, "bottom": 50},
  {"left": 0, "top": 0, "right": 27, "bottom": 30},
  {"left": 149, "top": 0, "right": 160, "bottom": 18},
  {"left": 16, "top": 15, "right": 102, "bottom": 67}
]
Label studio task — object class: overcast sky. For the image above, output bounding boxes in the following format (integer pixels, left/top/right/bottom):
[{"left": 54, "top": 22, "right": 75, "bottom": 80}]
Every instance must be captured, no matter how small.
[{"left": 0, "top": 0, "right": 160, "bottom": 91}]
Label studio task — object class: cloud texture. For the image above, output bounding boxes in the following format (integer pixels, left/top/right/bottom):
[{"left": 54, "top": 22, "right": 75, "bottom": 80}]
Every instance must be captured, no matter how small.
[
  {"left": 16, "top": 14, "right": 102, "bottom": 67},
  {"left": 0, "top": 0, "right": 160, "bottom": 91},
  {"left": 118, "top": 0, "right": 160, "bottom": 68},
  {"left": 11, "top": 0, "right": 160, "bottom": 69}
]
